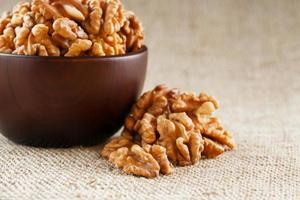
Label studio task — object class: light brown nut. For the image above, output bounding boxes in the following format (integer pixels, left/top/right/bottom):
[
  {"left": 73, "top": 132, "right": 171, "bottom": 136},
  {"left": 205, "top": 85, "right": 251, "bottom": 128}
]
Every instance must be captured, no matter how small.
[
  {"left": 23, "top": 13, "right": 35, "bottom": 28},
  {"left": 171, "top": 92, "right": 201, "bottom": 112},
  {"left": 90, "top": 40, "right": 105, "bottom": 56},
  {"left": 12, "top": 45, "right": 25, "bottom": 55},
  {"left": 124, "top": 115, "right": 136, "bottom": 132},
  {"left": 64, "top": 39, "right": 92, "bottom": 57},
  {"left": 36, "top": 44, "right": 48, "bottom": 56},
  {"left": 103, "top": 1, "right": 121, "bottom": 35},
  {"left": 52, "top": 32, "right": 71, "bottom": 49},
  {"left": 32, "top": 0, "right": 63, "bottom": 20},
  {"left": 83, "top": 0, "right": 102, "bottom": 34},
  {"left": 188, "top": 131, "right": 204, "bottom": 164},
  {"left": 202, "top": 137, "right": 225, "bottom": 158},
  {"left": 0, "top": 27, "right": 16, "bottom": 53},
  {"left": 14, "top": 27, "right": 30, "bottom": 47},
  {"left": 109, "top": 145, "right": 160, "bottom": 178},
  {"left": 62, "top": 4, "right": 85, "bottom": 21},
  {"left": 176, "top": 137, "right": 190, "bottom": 162},
  {"left": 0, "top": 17, "right": 11, "bottom": 34},
  {"left": 136, "top": 91, "right": 153, "bottom": 110},
  {"left": 135, "top": 113, "right": 157, "bottom": 144},
  {"left": 121, "top": 15, "right": 144, "bottom": 52},
  {"left": 76, "top": 26, "right": 88, "bottom": 39},
  {"left": 150, "top": 145, "right": 173, "bottom": 175},
  {"left": 196, "top": 116, "right": 235, "bottom": 149},
  {"left": 52, "top": 0, "right": 89, "bottom": 17},
  {"left": 147, "top": 95, "right": 168, "bottom": 116},
  {"left": 157, "top": 115, "right": 177, "bottom": 162},
  {"left": 100, "top": 136, "right": 133, "bottom": 159},
  {"left": 53, "top": 18, "right": 78, "bottom": 40},
  {"left": 104, "top": 33, "right": 126, "bottom": 55},
  {"left": 141, "top": 141, "right": 152, "bottom": 153},
  {"left": 169, "top": 112, "right": 194, "bottom": 131},
  {"left": 199, "top": 92, "right": 220, "bottom": 109},
  {"left": 12, "top": 2, "right": 30, "bottom": 15},
  {"left": 10, "top": 13, "right": 23, "bottom": 27},
  {"left": 196, "top": 101, "right": 216, "bottom": 115},
  {"left": 120, "top": 129, "right": 133, "bottom": 140},
  {"left": 31, "top": 24, "right": 60, "bottom": 56}
]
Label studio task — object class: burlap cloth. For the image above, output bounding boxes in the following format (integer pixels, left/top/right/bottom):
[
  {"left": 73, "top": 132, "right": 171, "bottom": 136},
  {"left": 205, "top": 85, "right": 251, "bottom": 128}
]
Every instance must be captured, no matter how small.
[{"left": 1, "top": 0, "right": 300, "bottom": 199}]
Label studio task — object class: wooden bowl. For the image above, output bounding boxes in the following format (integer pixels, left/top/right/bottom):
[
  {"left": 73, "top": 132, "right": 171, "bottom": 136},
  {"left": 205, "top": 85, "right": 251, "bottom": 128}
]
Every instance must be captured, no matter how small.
[{"left": 0, "top": 46, "right": 148, "bottom": 147}]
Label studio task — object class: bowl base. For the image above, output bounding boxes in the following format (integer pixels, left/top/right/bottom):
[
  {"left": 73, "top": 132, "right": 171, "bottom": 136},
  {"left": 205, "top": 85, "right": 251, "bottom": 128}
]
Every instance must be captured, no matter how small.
[{"left": 3, "top": 132, "right": 111, "bottom": 148}]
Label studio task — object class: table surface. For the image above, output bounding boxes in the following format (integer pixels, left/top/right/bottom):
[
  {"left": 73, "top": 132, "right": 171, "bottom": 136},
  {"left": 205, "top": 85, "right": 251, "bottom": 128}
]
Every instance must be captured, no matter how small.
[{"left": 1, "top": 0, "right": 300, "bottom": 199}]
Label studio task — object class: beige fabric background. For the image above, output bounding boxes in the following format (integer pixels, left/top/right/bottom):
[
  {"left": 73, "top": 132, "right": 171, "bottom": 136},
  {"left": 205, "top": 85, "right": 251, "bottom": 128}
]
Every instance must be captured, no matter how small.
[{"left": 1, "top": 0, "right": 300, "bottom": 199}]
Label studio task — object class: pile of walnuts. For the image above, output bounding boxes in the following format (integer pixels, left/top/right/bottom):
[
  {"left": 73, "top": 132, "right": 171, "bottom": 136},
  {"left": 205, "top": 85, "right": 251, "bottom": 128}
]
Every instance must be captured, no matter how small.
[
  {"left": 101, "top": 85, "right": 236, "bottom": 178},
  {"left": 0, "top": 0, "right": 143, "bottom": 57}
]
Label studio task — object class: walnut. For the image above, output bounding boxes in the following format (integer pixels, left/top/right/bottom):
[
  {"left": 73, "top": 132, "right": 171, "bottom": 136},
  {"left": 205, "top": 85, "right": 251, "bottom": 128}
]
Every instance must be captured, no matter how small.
[
  {"left": 0, "top": 16, "right": 11, "bottom": 34},
  {"left": 23, "top": 12, "right": 35, "bottom": 28},
  {"left": 188, "top": 131, "right": 204, "bottom": 164},
  {"left": 52, "top": 32, "right": 71, "bottom": 49},
  {"left": 195, "top": 115, "right": 235, "bottom": 149},
  {"left": 156, "top": 115, "right": 178, "bottom": 163},
  {"left": 14, "top": 27, "right": 30, "bottom": 47},
  {"left": 31, "top": 24, "right": 60, "bottom": 56},
  {"left": 64, "top": 38, "right": 92, "bottom": 57},
  {"left": 157, "top": 115, "right": 204, "bottom": 166},
  {"left": 82, "top": 0, "right": 102, "bottom": 34},
  {"left": 202, "top": 137, "right": 225, "bottom": 158},
  {"left": 134, "top": 113, "right": 157, "bottom": 144},
  {"left": 109, "top": 145, "right": 160, "bottom": 178},
  {"left": 61, "top": 4, "right": 86, "bottom": 21},
  {"left": 10, "top": 13, "right": 24, "bottom": 27},
  {"left": 0, "top": 27, "right": 16, "bottom": 53},
  {"left": 121, "top": 14, "right": 144, "bottom": 52},
  {"left": 100, "top": 136, "right": 133, "bottom": 159},
  {"left": 53, "top": 18, "right": 78, "bottom": 40},
  {"left": 103, "top": 0, "right": 123, "bottom": 35},
  {"left": 31, "top": 0, "right": 63, "bottom": 20},
  {"left": 169, "top": 112, "right": 194, "bottom": 131},
  {"left": 90, "top": 32, "right": 125, "bottom": 56},
  {"left": 171, "top": 92, "right": 219, "bottom": 113},
  {"left": 12, "top": 2, "right": 31, "bottom": 15},
  {"left": 150, "top": 145, "right": 173, "bottom": 175}
]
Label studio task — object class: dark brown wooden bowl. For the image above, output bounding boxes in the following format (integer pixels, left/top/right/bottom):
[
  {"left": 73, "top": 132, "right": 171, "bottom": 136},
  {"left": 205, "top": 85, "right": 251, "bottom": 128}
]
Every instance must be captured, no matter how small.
[{"left": 0, "top": 46, "right": 147, "bottom": 147}]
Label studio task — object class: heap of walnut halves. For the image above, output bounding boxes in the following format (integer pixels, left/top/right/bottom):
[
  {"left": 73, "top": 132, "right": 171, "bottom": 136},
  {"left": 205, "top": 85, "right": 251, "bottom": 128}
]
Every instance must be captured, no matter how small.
[
  {"left": 0, "top": 0, "right": 143, "bottom": 57},
  {"left": 101, "top": 85, "right": 236, "bottom": 178}
]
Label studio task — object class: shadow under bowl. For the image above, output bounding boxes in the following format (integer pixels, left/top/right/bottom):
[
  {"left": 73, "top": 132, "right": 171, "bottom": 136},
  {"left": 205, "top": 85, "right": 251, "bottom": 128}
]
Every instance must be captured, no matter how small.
[{"left": 0, "top": 46, "right": 148, "bottom": 148}]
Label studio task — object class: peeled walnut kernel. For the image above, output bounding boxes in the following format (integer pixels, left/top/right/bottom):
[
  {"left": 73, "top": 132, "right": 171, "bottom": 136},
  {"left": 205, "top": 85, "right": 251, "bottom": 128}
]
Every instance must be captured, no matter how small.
[
  {"left": 135, "top": 113, "right": 157, "bottom": 144},
  {"left": 103, "top": 0, "right": 122, "bottom": 35},
  {"left": 196, "top": 116, "right": 235, "bottom": 149},
  {"left": 150, "top": 145, "right": 173, "bottom": 175},
  {"left": 100, "top": 136, "right": 133, "bottom": 159},
  {"left": 64, "top": 38, "right": 92, "bottom": 57},
  {"left": 14, "top": 27, "right": 30, "bottom": 47},
  {"left": 109, "top": 145, "right": 160, "bottom": 178},
  {"left": 202, "top": 137, "right": 225, "bottom": 158},
  {"left": 169, "top": 112, "right": 194, "bottom": 131},
  {"left": 53, "top": 18, "right": 78, "bottom": 40},
  {"left": 83, "top": 0, "right": 102, "bottom": 34},
  {"left": 31, "top": 24, "right": 60, "bottom": 56}
]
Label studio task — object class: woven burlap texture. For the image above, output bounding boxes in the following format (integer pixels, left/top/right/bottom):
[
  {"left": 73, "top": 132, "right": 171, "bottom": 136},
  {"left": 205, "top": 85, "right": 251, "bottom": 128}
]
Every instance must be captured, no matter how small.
[{"left": 1, "top": 0, "right": 300, "bottom": 199}]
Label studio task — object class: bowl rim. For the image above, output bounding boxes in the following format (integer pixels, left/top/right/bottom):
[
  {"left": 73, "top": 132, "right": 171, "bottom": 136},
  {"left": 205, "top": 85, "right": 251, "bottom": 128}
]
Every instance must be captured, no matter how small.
[{"left": 0, "top": 45, "right": 147, "bottom": 60}]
